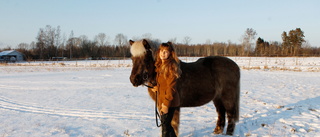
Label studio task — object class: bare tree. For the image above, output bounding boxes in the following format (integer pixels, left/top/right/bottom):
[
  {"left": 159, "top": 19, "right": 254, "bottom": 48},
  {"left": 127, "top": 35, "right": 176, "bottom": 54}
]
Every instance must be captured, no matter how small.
[
  {"left": 30, "top": 41, "right": 36, "bottom": 52},
  {"left": 67, "top": 31, "right": 74, "bottom": 59},
  {"left": 17, "top": 43, "right": 29, "bottom": 50},
  {"left": 36, "top": 28, "right": 45, "bottom": 59},
  {"left": 79, "top": 35, "right": 88, "bottom": 42},
  {"left": 60, "top": 33, "right": 66, "bottom": 57},
  {"left": 55, "top": 26, "right": 61, "bottom": 57},
  {"left": 205, "top": 39, "right": 212, "bottom": 56},
  {"left": 114, "top": 33, "right": 127, "bottom": 46},
  {"left": 182, "top": 36, "right": 192, "bottom": 45},
  {"left": 241, "top": 28, "right": 257, "bottom": 56},
  {"left": 44, "top": 25, "right": 54, "bottom": 47},
  {"left": 94, "top": 33, "right": 109, "bottom": 46}
]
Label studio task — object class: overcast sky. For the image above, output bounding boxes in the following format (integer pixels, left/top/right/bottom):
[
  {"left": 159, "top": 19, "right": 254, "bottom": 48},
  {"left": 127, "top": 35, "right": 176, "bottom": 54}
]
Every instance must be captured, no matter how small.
[{"left": 1, "top": 0, "right": 319, "bottom": 48}]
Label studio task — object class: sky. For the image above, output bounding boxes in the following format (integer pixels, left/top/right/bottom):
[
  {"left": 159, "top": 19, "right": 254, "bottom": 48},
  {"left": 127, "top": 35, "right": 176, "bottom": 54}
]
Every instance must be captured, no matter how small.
[{"left": 1, "top": 0, "right": 320, "bottom": 48}]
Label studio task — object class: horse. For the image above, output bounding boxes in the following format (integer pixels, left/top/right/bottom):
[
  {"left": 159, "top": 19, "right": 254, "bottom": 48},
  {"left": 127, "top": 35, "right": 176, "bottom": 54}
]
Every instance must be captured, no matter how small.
[{"left": 129, "top": 39, "right": 240, "bottom": 136}]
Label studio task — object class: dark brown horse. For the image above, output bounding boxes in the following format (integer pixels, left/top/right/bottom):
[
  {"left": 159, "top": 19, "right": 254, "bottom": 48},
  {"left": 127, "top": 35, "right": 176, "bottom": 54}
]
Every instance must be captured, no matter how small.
[{"left": 129, "top": 39, "right": 240, "bottom": 135}]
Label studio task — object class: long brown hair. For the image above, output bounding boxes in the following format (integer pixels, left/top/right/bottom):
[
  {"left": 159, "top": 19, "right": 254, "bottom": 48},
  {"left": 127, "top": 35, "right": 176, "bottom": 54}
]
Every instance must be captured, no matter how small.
[{"left": 155, "top": 42, "right": 181, "bottom": 79}]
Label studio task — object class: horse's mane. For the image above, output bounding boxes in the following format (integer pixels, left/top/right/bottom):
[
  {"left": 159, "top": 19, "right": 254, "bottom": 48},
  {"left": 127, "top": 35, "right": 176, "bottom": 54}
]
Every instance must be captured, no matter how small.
[
  {"left": 130, "top": 40, "right": 146, "bottom": 57},
  {"left": 130, "top": 39, "right": 160, "bottom": 57}
]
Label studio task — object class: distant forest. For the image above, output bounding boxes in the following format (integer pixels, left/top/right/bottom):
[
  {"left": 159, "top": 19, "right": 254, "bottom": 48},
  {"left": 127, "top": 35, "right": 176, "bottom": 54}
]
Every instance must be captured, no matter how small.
[{"left": 1, "top": 25, "right": 320, "bottom": 60}]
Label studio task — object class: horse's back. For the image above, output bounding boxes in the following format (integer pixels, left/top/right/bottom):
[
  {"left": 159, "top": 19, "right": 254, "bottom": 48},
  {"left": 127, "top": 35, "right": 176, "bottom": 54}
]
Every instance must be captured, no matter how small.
[
  {"left": 178, "top": 56, "right": 240, "bottom": 107},
  {"left": 202, "top": 56, "right": 240, "bottom": 81}
]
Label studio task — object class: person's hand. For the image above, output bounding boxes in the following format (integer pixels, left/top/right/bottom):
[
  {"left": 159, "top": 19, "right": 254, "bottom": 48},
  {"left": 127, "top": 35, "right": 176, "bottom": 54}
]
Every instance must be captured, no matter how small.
[
  {"left": 151, "top": 86, "right": 158, "bottom": 92},
  {"left": 161, "top": 103, "right": 168, "bottom": 114}
]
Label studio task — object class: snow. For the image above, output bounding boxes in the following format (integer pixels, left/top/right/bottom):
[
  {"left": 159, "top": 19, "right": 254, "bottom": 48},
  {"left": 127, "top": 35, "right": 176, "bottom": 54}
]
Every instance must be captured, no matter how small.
[{"left": 0, "top": 57, "right": 319, "bottom": 137}]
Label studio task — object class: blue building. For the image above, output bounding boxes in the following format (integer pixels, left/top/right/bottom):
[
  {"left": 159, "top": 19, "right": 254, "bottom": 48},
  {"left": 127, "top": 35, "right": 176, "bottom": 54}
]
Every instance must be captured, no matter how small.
[{"left": 0, "top": 50, "right": 24, "bottom": 62}]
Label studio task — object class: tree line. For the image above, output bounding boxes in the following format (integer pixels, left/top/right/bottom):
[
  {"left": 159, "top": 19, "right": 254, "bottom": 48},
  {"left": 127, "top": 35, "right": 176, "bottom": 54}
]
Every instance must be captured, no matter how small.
[{"left": 1, "top": 26, "right": 320, "bottom": 60}]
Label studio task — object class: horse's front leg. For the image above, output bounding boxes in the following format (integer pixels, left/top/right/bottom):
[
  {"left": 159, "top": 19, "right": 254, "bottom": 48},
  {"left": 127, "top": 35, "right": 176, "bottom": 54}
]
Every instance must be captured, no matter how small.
[
  {"left": 171, "top": 107, "right": 180, "bottom": 136},
  {"left": 161, "top": 107, "right": 179, "bottom": 137}
]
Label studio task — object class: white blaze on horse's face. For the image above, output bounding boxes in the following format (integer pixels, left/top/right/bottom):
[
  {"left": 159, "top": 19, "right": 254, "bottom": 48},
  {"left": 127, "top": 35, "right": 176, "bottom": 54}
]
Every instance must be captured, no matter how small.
[{"left": 130, "top": 40, "right": 146, "bottom": 57}]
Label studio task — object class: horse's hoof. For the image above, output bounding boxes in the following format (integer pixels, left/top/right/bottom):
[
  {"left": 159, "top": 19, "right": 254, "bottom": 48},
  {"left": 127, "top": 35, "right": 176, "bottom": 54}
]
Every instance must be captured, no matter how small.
[
  {"left": 226, "top": 132, "right": 233, "bottom": 136},
  {"left": 213, "top": 127, "right": 223, "bottom": 134}
]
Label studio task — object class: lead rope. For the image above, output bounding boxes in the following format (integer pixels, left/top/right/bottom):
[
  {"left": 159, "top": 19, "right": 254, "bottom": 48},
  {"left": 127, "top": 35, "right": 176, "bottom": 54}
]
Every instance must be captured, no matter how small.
[
  {"left": 143, "top": 83, "right": 163, "bottom": 127},
  {"left": 155, "top": 91, "right": 163, "bottom": 127}
]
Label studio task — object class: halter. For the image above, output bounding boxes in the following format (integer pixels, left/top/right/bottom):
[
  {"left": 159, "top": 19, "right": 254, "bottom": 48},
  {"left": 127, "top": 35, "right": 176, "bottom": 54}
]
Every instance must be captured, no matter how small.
[{"left": 142, "top": 70, "right": 156, "bottom": 89}]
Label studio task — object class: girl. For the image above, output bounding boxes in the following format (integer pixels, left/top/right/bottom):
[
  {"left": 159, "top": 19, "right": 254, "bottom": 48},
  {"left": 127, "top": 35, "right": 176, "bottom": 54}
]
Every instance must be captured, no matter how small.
[{"left": 152, "top": 42, "right": 181, "bottom": 137}]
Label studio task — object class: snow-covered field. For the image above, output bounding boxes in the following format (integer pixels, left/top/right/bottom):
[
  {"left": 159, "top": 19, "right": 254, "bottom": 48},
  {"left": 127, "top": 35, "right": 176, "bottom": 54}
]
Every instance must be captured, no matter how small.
[{"left": 0, "top": 57, "right": 319, "bottom": 137}]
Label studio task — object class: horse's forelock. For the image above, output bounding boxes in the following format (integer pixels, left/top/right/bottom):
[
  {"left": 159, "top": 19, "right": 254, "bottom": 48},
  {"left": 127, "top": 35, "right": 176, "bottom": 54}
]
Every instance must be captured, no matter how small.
[{"left": 130, "top": 40, "right": 146, "bottom": 57}]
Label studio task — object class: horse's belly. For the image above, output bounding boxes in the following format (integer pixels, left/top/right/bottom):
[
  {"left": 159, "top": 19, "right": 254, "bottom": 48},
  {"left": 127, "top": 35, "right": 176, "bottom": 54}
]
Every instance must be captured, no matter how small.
[{"left": 178, "top": 83, "right": 216, "bottom": 107}]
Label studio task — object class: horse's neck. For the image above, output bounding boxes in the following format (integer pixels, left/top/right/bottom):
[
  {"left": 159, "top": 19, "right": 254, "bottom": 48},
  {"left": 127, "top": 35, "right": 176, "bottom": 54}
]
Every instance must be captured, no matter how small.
[{"left": 148, "top": 56, "right": 157, "bottom": 86}]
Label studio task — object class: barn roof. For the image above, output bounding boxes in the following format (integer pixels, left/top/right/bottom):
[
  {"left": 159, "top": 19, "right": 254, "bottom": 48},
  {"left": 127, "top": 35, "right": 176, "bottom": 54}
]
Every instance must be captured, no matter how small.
[{"left": 0, "top": 50, "right": 21, "bottom": 56}]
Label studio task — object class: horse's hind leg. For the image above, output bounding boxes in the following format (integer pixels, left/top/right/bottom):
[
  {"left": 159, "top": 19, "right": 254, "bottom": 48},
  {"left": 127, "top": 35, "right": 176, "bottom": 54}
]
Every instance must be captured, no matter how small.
[
  {"left": 213, "top": 99, "right": 226, "bottom": 134},
  {"left": 171, "top": 107, "right": 180, "bottom": 136},
  {"left": 225, "top": 84, "right": 240, "bottom": 135},
  {"left": 224, "top": 95, "right": 239, "bottom": 135},
  {"left": 225, "top": 106, "right": 238, "bottom": 135}
]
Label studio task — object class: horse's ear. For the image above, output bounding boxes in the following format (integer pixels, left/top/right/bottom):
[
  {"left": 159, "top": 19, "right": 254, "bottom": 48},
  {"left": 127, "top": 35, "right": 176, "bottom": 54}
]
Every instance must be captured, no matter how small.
[
  {"left": 129, "top": 40, "right": 134, "bottom": 46},
  {"left": 142, "top": 39, "right": 148, "bottom": 45},
  {"left": 143, "top": 39, "right": 151, "bottom": 49},
  {"left": 167, "top": 41, "right": 173, "bottom": 46}
]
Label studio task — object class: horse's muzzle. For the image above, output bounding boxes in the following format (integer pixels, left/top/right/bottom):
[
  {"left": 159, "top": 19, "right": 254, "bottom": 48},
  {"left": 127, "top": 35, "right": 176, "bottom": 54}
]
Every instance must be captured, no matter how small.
[{"left": 130, "top": 74, "right": 142, "bottom": 87}]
